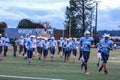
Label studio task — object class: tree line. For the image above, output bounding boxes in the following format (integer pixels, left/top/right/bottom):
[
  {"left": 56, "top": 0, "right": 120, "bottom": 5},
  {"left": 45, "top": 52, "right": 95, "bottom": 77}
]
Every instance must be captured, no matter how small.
[{"left": 0, "top": 19, "right": 52, "bottom": 35}]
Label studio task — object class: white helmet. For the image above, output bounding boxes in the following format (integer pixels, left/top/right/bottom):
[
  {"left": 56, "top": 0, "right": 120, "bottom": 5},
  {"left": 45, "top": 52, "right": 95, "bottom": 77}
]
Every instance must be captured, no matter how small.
[
  {"left": 51, "top": 37, "right": 55, "bottom": 39},
  {"left": 84, "top": 31, "right": 90, "bottom": 35},
  {"left": 67, "top": 39, "right": 70, "bottom": 41},
  {"left": 103, "top": 34, "right": 110, "bottom": 38},
  {"left": 21, "top": 36, "right": 24, "bottom": 39},
  {"left": 44, "top": 37, "right": 48, "bottom": 40},
  {"left": 60, "top": 37, "right": 63, "bottom": 40},
  {"left": 69, "top": 37, "right": 72, "bottom": 40},
  {"left": 30, "top": 35, "right": 35, "bottom": 38}
]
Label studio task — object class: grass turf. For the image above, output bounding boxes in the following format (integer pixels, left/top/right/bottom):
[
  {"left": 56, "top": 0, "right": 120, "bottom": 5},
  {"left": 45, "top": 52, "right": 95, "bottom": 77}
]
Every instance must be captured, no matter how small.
[{"left": 0, "top": 46, "right": 120, "bottom": 80}]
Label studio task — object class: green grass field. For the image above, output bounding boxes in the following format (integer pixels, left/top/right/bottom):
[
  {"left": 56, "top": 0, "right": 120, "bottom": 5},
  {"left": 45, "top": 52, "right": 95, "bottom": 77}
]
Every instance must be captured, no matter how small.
[{"left": 0, "top": 46, "right": 120, "bottom": 80}]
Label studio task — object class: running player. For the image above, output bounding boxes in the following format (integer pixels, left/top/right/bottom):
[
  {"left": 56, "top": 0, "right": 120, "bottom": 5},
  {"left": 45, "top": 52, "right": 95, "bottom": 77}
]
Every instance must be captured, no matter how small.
[
  {"left": 80, "top": 31, "right": 94, "bottom": 75},
  {"left": 96, "top": 42, "right": 102, "bottom": 67},
  {"left": 43, "top": 38, "right": 49, "bottom": 61},
  {"left": 99, "top": 34, "right": 113, "bottom": 75},
  {"left": 49, "top": 37, "right": 57, "bottom": 61},
  {"left": 64, "top": 39, "right": 72, "bottom": 62},
  {"left": 18, "top": 36, "right": 24, "bottom": 56},
  {"left": 71, "top": 38, "right": 79, "bottom": 63},
  {"left": 26, "top": 35, "right": 35, "bottom": 64},
  {"left": 3, "top": 34, "right": 10, "bottom": 57},
  {"left": 57, "top": 37, "right": 64, "bottom": 58},
  {"left": 36, "top": 36, "right": 43, "bottom": 60},
  {"left": 0, "top": 34, "right": 3, "bottom": 60}
]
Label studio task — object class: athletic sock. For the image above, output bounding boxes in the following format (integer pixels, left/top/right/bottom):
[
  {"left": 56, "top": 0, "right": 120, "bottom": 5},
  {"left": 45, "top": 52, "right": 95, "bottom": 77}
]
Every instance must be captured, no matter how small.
[
  {"left": 103, "top": 64, "right": 107, "bottom": 71},
  {"left": 99, "top": 64, "right": 103, "bottom": 72}
]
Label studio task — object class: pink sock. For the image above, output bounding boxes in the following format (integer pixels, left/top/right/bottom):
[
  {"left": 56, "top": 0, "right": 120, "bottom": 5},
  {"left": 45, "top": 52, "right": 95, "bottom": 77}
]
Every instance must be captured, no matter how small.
[{"left": 103, "top": 64, "right": 107, "bottom": 71}]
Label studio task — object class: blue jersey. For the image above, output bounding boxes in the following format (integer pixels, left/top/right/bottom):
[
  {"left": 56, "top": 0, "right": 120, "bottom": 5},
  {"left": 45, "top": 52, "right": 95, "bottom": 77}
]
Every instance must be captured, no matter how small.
[
  {"left": 96, "top": 43, "right": 100, "bottom": 48},
  {"left": 64, "top": 43, "right": 71, "bottom": 51},
  {"left": 80, "top": 37, "right": 94, "bottom": 51},
  {"left": 72, "top": 41, "right": 79, "bottom": 49},
  {"left": 43, "top": 42, "right": 49, "bottom": 50},
  {"left": 3, "top": 37, "right": 10, "bottom": 46},
  {"left": 100, "top": 39, "right": 113, "bottom": 55},
  {"left": 49, "top": 40, "right": 56, "bottom": 48},
  {"left": 37, "top": 40, "right": 44, "bottom": 47},
  {"left": 96, "top": 42, "right": 101, "bottom": 53},
  {"left": 19, "top": 39, "right": 24, "bottom": 46},
  {"left": 57, "top": 40, "right": 63, "bottom": 47},
  {"left": 33, "top": 39, "right": 37, "bottom": 48},
  {"left": 27, "top": 40, "right": 34, "bottom": 51},
  {"left": 63, "top": 41, "right": 67, "bottom": 47},
  {"left": 0, "top": 38, "right": 3, "bottom": 46},
  {"left": 24, "top": 37, "right": 30, "bottom": 48},
  {"left": 24, "top": 37, "right": 30, "bottom": 44}
]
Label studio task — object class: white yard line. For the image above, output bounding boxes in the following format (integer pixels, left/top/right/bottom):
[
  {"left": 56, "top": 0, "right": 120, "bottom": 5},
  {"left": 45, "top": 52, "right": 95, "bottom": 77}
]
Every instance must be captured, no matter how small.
[{"left": 0, "top": 75, "right": 64, "bottom": 80}]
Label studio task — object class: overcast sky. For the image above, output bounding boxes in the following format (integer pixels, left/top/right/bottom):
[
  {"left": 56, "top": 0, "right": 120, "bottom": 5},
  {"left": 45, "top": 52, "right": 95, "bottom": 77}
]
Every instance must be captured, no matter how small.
[{"left": 0, "top": 0, "right": 120, "bottom": 30}]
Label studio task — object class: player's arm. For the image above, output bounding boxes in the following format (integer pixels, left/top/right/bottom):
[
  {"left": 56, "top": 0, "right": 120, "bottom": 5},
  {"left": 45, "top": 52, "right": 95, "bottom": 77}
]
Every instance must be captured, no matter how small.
[
  {"left": 90, "top": 41, "right": 95, "bottom": 48},
  {"left": 107, "top": 44, "right": 113, "bottom": 50},
  {"left": 107, "top": 46, "right": 113, "bottom": 50}
]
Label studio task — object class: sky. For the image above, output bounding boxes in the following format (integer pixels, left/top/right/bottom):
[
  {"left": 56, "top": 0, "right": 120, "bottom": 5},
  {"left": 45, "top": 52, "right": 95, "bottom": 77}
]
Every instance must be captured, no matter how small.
[{"left": 0, "top": 0, "right": 120, "bottom": 30}]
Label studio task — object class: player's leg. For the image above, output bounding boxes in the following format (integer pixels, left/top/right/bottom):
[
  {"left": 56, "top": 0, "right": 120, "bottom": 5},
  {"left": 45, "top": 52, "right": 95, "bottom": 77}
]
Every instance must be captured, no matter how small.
[
  {"left": 97, "top": 52, "right": 101, "bottom": 67},
  {"left": 13, "top": 46, "right": 17, "bottom": 57},
  {"left": 73, "top": 49, "right": 77, "bottom": 63},
  {"left": 0, "top": 46, "right": 3, "bottom": 60},
  {"left": 4, "top": 46, "right": 7, "bottom": 56},
  {"left": 103, "top": 54, "right": 109, "bottom": 74},
  {"left": 64, "top": 51, "right": 67, "bottom": 62},
  {"left": 99, "top": 52, "right": 106, "bottom": 72},
  {"left": 84, "top": 52, "right": 90, "bottom": 75}
]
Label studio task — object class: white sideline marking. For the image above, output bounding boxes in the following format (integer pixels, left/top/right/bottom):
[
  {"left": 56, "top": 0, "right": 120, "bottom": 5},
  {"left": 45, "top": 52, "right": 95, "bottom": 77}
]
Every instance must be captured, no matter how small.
[{"left": 0, "top": 75, "right": 64, "bottom": 80}]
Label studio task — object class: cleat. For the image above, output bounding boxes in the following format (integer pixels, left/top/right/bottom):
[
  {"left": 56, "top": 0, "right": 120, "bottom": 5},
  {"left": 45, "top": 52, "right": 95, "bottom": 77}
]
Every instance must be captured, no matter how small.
[
  {"left": 85, "top": 72, "right": 90, "bottom": 75},
  {"left": 104, "top": 70, "right": 108, "bottom": 75}
]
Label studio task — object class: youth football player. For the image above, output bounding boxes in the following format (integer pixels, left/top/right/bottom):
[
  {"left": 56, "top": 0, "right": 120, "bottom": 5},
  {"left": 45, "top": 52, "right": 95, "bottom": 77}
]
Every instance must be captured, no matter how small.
[
  {"left": 3, "top": 34, "right": 10, "bottom": 57},
  {"left": 64, "top": 39, "right": 71, "bottom": 62},
  {"left": 36, "top": 36, "right": 43, "bottom": 60},
  {"left": 99, "top": 34, "right": 113, "bottom": 75},
  {"left": 96, "top": 42, "right": 102, "bottom": 67},
  {"left": 26, "top": 35, "right": 35, "bottom": 64},
  {"left": 71, "top": 38, "right": 79, "bottom": 63},
  {"left": 80, "top": 31, "right": 94, "bottom": 75},
  {"left": 49, "top": 37, "right": 56, "bottom": 61},
  {"left": 43, "top": 38, "right": 49, "bottom": 61}
]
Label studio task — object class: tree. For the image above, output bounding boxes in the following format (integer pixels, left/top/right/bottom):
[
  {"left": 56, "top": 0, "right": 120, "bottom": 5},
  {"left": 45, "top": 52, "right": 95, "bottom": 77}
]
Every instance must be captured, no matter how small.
[
  {"left": 17, "top": 19, "right": 32, "bottom": 28},
  {"left": 0, "top": 22, "right": 7, "bottom": 35},
  {"left": 64, "top": 0, "right": 95, "bottom": 37},
  {"left": 17, "top": 19, "right": 44, "bottom": 28}
]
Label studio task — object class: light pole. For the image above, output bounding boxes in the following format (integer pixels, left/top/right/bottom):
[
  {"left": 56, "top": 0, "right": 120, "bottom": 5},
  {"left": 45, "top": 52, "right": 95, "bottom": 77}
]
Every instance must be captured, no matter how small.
[
  {"left": 95, "top": 2, "right": 98, "bottom": 34},
  {"left": 69, "top": 19, "right": 71, "bottom": 38}
]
